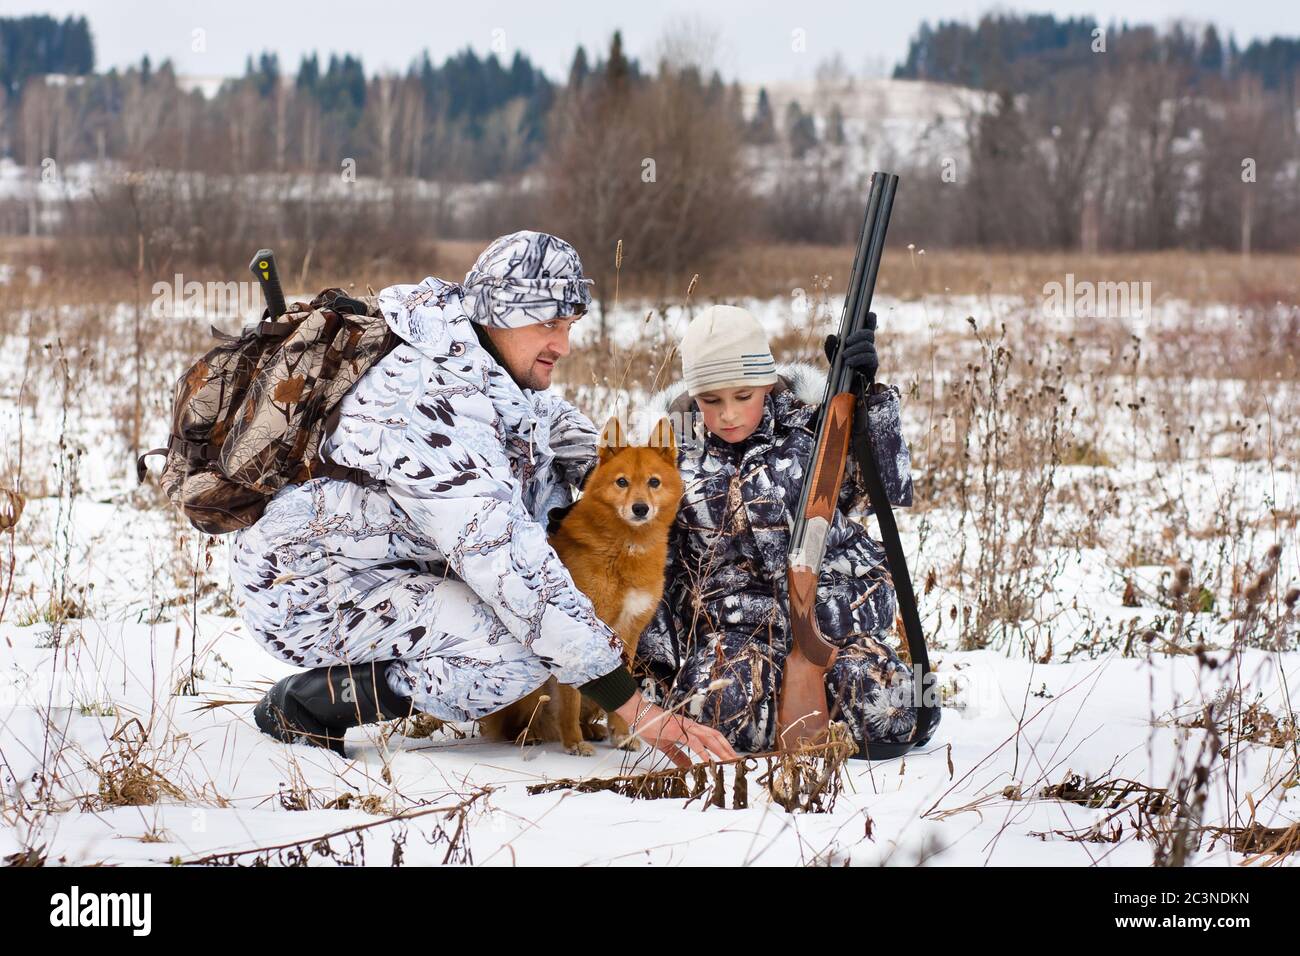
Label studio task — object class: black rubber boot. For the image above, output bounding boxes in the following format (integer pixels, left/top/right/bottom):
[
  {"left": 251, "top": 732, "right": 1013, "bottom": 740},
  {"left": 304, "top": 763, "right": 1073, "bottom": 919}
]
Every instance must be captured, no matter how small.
[{"left": 253, "top": 660, "right": 416, "bottom": 756}]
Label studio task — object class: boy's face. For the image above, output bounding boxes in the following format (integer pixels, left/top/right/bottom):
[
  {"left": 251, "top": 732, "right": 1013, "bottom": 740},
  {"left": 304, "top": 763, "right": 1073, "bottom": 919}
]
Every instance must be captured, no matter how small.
[{"left": 693, "top": 384, "right": 773, "bottom": 444}]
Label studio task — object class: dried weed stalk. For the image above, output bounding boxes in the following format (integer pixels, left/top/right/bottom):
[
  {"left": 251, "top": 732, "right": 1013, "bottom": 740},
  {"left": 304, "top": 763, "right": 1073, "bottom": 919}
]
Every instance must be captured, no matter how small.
[{"left": 528, "top": 723, "right": 857, "bottom": 813}]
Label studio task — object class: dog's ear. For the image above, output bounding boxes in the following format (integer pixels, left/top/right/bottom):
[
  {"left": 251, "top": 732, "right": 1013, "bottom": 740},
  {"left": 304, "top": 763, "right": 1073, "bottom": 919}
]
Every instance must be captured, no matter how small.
[
  {"left": 598, "top": 415, "right": 626, "bottom": 464},
  {"left": 649, "top": 417, "right": 677, "bottom": 461}
]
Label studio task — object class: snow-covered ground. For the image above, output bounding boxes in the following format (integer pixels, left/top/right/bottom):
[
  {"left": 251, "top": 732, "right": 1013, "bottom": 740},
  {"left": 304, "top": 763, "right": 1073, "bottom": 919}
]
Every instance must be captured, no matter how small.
[{"left": 0, "top": 279, "right": 1296, "bottom": 866}]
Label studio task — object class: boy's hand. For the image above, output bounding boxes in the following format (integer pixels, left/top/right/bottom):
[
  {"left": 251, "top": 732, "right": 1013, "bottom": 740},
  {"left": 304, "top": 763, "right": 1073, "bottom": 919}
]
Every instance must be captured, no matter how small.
[{"left": 823, "top": 311, "right": 879, "bottom": 382}]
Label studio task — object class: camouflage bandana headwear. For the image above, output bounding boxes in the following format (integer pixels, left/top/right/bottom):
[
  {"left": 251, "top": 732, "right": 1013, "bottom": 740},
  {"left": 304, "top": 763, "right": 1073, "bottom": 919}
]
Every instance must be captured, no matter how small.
[{"left": 462, "top": 230, "right": 594, "bottom": 329}]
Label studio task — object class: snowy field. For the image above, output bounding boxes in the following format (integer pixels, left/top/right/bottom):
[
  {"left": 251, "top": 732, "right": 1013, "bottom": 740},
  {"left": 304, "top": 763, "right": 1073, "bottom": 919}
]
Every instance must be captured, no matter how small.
[{"left": 0, "top": 274, "right": 1296, "bottom": 866}]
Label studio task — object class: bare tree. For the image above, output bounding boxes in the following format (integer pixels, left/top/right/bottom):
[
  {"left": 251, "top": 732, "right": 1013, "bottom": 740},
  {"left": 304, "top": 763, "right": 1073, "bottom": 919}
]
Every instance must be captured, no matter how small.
[
  {"left": 542, "top": 43, "right": 749, "bottom": 334},
  {"left": 653, "top": 15, "right": 723, "bottom": 74},
  {"left": 397, "top": 78, "right": 426, "bottom": 178},
  {"left": 299, "top": 97, "right": 322, "bottom": 172},
  {"left": 1122, "top": 58, "right": 1196, "bottom": 248},
  {"left": 1194, "top": 74, "right": 1292, "bottom": 253},
  {"left": 120, "top": 73, "right": 170, "bottom": 165},
  {"left": 1026, "top": 67, "right": 1109, "bottom": 248},
  {"left": 273, "top": 81, "right": 289, "bottom": 171},
  {"left": 372, "top": 74, "right": 398, "bottom": 180},
  {"left": 963, "top": 90, "right": 1050, "bottom": 247}
]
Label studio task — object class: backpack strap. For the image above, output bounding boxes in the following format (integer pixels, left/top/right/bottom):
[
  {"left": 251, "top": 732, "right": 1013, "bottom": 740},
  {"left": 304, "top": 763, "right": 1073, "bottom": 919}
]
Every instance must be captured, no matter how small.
[
  {"left": 168, "top": 436, "right": 221, "bottom": 463},
  {"left": 306, "top": 461, "right": 383, "bottom": 488},
  {"left": 136, "top": 447, "right": 169, "bottom": 483},
  {"left": 135, "top": 436, "right": 220, "bottom": 484},
  {"left": 136, "top": 436, "right": 381, "bottom": 492}
]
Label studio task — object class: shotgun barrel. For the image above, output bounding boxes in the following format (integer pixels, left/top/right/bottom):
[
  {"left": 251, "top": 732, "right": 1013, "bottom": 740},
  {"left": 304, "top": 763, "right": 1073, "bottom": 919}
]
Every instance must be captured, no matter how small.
[
  {"left": 779, "top": 171, "right": 923, "bottom": 757},
  {"left": 788, "top": 172, "right": 897, "bottom": 604}
]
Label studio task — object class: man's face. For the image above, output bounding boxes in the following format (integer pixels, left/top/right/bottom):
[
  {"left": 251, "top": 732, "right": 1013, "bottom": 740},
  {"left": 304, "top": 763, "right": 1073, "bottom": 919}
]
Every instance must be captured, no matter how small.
[
  {"left": 484, "top": 315, "right": 580, "bottom": 390},
  {"left": 694, "top": 383, "right": 773, "bottom": 443}
]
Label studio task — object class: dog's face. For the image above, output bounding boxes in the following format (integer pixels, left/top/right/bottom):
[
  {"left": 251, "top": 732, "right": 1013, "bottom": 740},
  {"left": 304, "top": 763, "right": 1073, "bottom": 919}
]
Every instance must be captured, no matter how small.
[{"left": 584, "top": 417, "right": 683, "bottom": 529}]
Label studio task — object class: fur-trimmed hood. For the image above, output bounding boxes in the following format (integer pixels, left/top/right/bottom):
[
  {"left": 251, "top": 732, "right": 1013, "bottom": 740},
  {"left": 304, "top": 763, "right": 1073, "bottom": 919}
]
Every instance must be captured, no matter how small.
[{"left": 634, "top": 361, "right": 828, "bottom": 445}]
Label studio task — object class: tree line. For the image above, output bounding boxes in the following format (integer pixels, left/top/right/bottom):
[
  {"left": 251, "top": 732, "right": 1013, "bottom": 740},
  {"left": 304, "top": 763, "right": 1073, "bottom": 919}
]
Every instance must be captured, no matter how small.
[
  {"left": 889, "top": 15, "right": 1299, "bottom": 253},
  {"left": 0, "top": 15, "right": 94, "bottom": 97},
  {"left": 0, "top": 15, "right": 1296, "bottom": 285},
  {"left": 4, "top": 38, "right": 555, "bottom": 182},
  {"left": 895, "top": 14, "right": 1300, "bottom": 102}
]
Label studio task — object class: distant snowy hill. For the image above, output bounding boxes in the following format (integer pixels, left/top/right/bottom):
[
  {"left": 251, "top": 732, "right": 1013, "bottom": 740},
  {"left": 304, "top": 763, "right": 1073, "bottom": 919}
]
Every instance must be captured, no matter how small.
[{"left": 739, "top": 77, "right": 994, "bottom": 193}]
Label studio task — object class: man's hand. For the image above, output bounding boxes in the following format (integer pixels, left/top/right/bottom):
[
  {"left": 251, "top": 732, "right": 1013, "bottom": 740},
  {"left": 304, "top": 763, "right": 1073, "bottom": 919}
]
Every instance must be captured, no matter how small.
[
  {"left": 823, "top": 311, "right": 879, "bottom": 382},
  {"left": 613, "top": 694, "right": 737, "bottom": 767}
]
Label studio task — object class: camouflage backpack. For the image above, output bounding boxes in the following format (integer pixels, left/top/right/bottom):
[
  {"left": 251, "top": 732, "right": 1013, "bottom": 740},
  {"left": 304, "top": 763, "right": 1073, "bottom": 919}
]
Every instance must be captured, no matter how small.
[{"left": 138, "top": 288, "right": 400, "bottom": 534}]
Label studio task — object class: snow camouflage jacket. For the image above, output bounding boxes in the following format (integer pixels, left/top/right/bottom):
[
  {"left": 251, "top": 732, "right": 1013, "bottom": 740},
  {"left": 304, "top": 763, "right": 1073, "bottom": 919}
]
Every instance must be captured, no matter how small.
[
  {"left": 228, "top": 276, "right": 626, "bottom": 690},
  {"left": 634, "top": 363, "right": 916, "bottom": 745}
]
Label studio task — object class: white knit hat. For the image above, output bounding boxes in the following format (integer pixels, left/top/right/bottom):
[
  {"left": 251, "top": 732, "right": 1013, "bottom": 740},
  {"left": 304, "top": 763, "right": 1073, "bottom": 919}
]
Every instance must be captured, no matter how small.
[{"left": 680, "top": 305, "right": 777, "bottom": 395}]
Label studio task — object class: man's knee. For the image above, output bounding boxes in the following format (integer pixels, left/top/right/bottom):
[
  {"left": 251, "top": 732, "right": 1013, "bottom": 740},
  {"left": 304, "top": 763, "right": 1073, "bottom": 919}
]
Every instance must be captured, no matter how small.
[
  {"left": 396, "top": 652, "right": 552, "bottom": 723},
  {"left": 466, "top": 659, "right": 552, "bottom": 721}
]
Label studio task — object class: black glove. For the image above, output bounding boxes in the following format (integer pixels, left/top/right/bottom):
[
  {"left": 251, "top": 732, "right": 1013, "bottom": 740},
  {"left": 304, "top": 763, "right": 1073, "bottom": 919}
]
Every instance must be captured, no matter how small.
[{"left": 823, "top": 312, "right": 879, "bottom": 382}]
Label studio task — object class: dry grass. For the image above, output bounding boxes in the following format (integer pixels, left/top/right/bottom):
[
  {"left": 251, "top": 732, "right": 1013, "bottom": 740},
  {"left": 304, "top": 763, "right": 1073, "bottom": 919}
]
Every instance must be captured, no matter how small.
[
  {"left": 4, "top": 234, "right": 1296, "bottom": 307},
  {"left": 0, "top": 238, "right": 1295, "bottom": 866},
  {"left": 663, "top": 243, "right": 1300, "bottom": 305},
  {"left": 527, "top": 723, "right": 858, "bottom": 814},
  {"left": 87, "top": 719, "right": 186, "bottom": 809}
]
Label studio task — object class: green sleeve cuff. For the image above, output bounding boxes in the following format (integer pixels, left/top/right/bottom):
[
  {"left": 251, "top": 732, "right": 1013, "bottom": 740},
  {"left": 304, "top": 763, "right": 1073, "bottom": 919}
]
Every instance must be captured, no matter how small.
[{"left": 579, "top": 665, "right": 638, "bottom": 712}]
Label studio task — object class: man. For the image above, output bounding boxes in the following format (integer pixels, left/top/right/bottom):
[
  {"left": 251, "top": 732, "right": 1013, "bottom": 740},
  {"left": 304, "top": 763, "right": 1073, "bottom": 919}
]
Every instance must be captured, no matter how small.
[{"left": 233, "top": 230, "right": 734, "bottom": 766}]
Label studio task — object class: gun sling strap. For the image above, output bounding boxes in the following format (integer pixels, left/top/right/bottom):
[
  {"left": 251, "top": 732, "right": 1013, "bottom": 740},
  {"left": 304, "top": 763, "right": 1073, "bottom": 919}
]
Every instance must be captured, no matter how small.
[{"left": 848, "top": 385, "right": 940, "bottom": 759}]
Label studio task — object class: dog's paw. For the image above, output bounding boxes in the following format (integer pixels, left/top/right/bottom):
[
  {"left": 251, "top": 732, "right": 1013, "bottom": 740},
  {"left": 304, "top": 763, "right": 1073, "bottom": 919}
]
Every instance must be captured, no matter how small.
[
  {"left": 566, "top": 740, "right": 596, "bottom": 757},
  {"left": 613, "top": 734, "right": 643, "bottom": 752},
  {"left": 581, "top": 723, "right": 609, "bottom": 742}
]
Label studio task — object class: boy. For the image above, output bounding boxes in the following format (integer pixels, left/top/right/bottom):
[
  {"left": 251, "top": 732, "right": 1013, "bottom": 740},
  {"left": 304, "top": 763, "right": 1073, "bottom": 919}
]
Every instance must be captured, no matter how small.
[{"left": 636, "top": 304, "right": 923, "bottom": 753}]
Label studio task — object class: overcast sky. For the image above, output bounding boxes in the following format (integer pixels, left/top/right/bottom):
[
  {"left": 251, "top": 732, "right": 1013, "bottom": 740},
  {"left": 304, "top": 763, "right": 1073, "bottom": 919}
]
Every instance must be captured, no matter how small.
[{"left": 12, "top": 0, "right": 1296, "bottom": 84}]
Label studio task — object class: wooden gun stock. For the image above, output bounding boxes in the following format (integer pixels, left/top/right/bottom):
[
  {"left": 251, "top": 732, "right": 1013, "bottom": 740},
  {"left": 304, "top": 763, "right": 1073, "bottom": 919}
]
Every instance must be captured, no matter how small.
[
  {"left": 778, "top": 391, "right": 858, "bottom": 747},
  {"left": 786, "top": 389, "right": 856, "bottom": 667}
]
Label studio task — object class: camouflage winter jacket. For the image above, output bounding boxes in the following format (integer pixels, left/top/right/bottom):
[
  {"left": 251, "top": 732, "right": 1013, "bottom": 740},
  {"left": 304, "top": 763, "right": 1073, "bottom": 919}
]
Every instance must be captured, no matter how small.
[
  {"left": 635, "top": 362, "right": 914, "bottom": 681},
  {"left": 228, "top": 276, "right": 626, "bottom": 687}
]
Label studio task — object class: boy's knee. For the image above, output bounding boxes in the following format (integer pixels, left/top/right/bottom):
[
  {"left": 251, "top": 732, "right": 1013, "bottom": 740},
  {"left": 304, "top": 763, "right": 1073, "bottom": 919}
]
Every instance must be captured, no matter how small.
[
  {"left": 672, "top": 658, "right": 764, "bottom": 729},
  {"left": 826, "top": 650, "right": 918, "bottom": 744}
]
